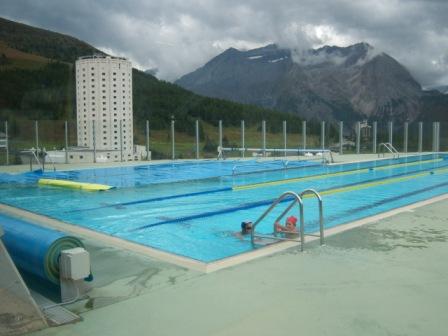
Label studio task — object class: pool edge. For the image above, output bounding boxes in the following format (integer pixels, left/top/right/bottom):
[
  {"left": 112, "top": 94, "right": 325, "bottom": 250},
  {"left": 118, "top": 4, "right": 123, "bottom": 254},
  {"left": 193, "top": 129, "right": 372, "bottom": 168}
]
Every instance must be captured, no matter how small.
[{"left": 2, "top": 192, "right": 448, "bottom": 274}]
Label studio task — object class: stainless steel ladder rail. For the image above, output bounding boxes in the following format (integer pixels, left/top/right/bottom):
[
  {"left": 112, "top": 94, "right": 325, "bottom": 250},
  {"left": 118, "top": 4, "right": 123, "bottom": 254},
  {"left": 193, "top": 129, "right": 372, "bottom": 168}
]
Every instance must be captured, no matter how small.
[
  {"left": 250, "top": 191, "right": 305, "bottom": 251},
  {"left": 378, "top": 142, "right": 399, "bottom": 159},
  {"left": 42, "top": 148, "right": 57, "bottom": 172},
  {"left": 300, "top": 189, "right": 324, "bottom": 246}
]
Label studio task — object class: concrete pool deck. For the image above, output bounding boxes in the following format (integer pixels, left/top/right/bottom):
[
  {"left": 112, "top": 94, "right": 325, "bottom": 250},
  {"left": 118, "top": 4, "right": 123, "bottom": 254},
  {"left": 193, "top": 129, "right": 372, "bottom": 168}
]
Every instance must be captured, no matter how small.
[{"left": 28, "top": 196, "right": 448, "bottom": 336}]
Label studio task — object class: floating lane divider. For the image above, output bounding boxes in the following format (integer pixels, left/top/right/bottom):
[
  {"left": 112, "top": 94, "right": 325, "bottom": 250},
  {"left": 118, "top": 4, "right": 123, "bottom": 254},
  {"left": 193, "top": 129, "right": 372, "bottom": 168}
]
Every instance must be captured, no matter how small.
[
  {"left": 38, "top": 178, "right": 114, "bottom": 191},
  {"left": 129, "top": 166, "right": 448, "bottom": 232},
  {"left": 233, "top": 157, "right": 443, "bottom": 191},
  {"left": 67, "top": 187, "right": 233, "bottom": 213}
]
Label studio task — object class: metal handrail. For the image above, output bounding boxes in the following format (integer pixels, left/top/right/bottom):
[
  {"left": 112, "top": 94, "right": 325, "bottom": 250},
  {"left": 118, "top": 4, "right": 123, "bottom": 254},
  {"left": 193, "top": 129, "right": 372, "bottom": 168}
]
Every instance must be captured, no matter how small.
[
  {"left": 250, "top": 191, "right": 305, "bottom": 251},
  {"left": 300, "top": 189, "right": 324, "bottom": 246},
  {"left": 42, "top": 148, "right": 57, "bottom": 172},
  {"left": 378, "top": 142, "right": 399, "bottom": 159},
  {"left": 219, "top": 146, "right": 334, "bottom": 164}
]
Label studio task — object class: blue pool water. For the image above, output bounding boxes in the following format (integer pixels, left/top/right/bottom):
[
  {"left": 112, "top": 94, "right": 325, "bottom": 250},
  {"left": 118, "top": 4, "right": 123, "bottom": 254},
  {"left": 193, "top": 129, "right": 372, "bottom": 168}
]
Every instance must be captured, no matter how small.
[{"left": 1, "top": 154, "right": 447, "bottom": 262}]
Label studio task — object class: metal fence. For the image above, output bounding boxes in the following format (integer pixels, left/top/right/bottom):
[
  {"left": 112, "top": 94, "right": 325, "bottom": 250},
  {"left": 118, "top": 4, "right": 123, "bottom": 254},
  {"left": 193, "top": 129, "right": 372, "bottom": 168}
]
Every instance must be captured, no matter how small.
[{"left": 0, "top": 119, "right": 445, "bottom": 165}]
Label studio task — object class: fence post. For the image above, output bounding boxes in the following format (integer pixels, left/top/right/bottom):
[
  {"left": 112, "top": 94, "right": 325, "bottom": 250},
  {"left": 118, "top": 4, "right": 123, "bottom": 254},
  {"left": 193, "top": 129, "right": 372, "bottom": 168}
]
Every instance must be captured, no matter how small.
[
  {"left": 372, "top": 121, "right": 377, "bottom": 154},
  {"left": 404, "top": 121, "right": 408, "bottom": 153},
  {"left": 92, "top": 120, "right": 97, "bottom": 163},
  {"left": 145, "top": 120, "right": 150, "bottom": 160},
  {"left": 432, "top": 122, "right": 439, "bottom": 152},
  {"left": 219, "top": 120, "right": 223, "bottom": 149},
  {"left": 5, "top": 121, "right": 9, "bottom": 165},
  {"left": 35, "top": 120, "right": 39, "bottom": 150},
  {"left": 64, "top": 121, "right": 69, "bottom": 164},
  {"left": 388, "top": 121, "right": 393, "bottom": 145},
  {"left": 302, "top": 120, "right": 307, "bottom": 150},
  {"left": 339, "top": 121, "right": 343, "bottom": 155},
  {"left": 321, "top": 121, "right": 325, "bottom": 150},
  {"left": 356, "top": 121, "right": 361, "bottom": 154},
  {"left": 418, "top": 122, "right": 423, "bottom": 152},
  {"left": 241, "top": 120, "right": 245, "bottom": 158},
  {"left": 262, "top": 120, "right": 266, "bottom": 157},
  {"left": 194, "top": 120, "right": 199, "bottom": 159},
  {"left": 171, "top": 116, "right": 175, "bottom": 160},
  {"left": 283, "top": 120, "right": 287, "bottom": 157}
]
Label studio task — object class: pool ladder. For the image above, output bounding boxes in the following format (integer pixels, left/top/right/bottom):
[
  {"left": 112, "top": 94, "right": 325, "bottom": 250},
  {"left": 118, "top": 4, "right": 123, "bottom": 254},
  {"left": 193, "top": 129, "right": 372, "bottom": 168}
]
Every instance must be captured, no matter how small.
[
  {"left": 250, "top": 189, "right": 324, "bottom": 251},
  {"left": 378, "top": 143, "right": 400, "bottom": 159}
]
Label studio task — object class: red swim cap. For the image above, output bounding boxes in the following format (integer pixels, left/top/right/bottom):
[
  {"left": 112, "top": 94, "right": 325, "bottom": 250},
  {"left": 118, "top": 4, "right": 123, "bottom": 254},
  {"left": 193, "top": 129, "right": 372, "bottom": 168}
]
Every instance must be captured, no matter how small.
[{"left": 287, "top": 216, "right": 297, "bottom": 225}]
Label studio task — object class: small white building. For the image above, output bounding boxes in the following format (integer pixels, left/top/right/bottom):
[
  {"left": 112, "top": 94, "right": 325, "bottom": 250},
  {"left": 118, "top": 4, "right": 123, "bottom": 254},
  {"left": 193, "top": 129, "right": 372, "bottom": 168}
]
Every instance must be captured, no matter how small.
[{"left": 75, "top": 55, "right": 134, "bottom": 161}]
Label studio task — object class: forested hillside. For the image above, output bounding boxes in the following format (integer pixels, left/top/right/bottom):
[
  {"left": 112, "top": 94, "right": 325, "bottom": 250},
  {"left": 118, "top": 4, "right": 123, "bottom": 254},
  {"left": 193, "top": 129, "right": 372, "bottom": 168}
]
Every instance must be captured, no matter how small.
[{"left": 0, "top": 17, "right": 304, "bottom": 133}]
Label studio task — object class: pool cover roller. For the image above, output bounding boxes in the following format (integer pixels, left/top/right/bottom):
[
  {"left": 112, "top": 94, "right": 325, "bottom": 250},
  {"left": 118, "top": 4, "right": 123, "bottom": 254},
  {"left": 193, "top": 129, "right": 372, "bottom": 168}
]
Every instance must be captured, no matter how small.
[{"left": 0, "top": 213, "right": 84, "bottom": 284}]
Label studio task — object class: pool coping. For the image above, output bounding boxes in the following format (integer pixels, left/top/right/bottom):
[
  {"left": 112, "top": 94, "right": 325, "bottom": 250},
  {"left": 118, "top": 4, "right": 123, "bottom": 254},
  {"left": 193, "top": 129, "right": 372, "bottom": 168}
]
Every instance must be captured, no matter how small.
[{"left": 1, "top": 192, "right": 448, "bottom": 273}]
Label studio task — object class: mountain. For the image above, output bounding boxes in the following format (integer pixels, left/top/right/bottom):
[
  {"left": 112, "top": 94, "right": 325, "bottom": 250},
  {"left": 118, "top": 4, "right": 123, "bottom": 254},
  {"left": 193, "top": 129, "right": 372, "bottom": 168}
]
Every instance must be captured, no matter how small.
[
  {"left": 0, "top": 17, "right": 302, "bottom": 132},
  {"left": 176, "top": 43, "right": 445, "bottom": 122},
  {"left": 424, "top": 85, "right": 448, "bottom": 95}
]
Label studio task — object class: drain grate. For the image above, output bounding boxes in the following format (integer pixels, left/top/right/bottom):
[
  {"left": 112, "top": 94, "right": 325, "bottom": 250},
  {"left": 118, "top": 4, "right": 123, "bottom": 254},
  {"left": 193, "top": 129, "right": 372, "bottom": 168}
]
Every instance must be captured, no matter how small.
[{"left": 31, "top": 291, "right": 81, "bottom": 326}]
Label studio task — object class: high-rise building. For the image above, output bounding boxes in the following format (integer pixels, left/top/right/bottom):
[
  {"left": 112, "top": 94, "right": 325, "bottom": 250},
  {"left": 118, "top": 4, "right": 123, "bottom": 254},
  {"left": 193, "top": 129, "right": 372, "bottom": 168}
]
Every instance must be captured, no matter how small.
[{"left": 75, "top": 55, "right": 133, "bottom": 161}]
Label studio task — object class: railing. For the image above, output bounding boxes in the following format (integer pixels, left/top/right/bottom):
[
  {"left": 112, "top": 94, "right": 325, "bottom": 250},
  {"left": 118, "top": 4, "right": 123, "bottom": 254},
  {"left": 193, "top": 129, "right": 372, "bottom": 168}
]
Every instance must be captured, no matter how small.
[
  {"left": 378, "top": 142, "right": 400, "bottom": 159},
  {"left": 300, "top": 189, "right": 324, "bottom": 246},
  {"left": 250, "top": 191, "right": 305, "bottom": 250},
  {"left": 219, "top": 146, "right": 334, "bottom": 165},
  {"left": 250, "top": 189, "right": 325, "bottom": 251},
  {"left": 20, "top": 148, "right": 56, "bottom": 172}
]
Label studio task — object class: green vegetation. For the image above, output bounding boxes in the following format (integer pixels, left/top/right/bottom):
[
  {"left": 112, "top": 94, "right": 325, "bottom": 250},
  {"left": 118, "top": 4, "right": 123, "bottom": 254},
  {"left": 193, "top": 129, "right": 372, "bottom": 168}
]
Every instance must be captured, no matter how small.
[{"left": 0, "top": 17, "right": 340, "bottom": 161}]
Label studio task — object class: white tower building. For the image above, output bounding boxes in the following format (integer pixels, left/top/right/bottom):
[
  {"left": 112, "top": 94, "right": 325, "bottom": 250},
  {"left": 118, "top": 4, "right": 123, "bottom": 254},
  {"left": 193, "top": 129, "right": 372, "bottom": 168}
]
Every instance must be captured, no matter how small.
[{"left": 75, "top": 55, "right": 133, "bottom": 161}]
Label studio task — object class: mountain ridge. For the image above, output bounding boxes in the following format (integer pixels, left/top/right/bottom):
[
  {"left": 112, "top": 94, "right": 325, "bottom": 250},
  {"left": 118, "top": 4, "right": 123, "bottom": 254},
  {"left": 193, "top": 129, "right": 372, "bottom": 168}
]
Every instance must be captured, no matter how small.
[{"left": 176, "top": 43, "right": 445, "bottom": 122}]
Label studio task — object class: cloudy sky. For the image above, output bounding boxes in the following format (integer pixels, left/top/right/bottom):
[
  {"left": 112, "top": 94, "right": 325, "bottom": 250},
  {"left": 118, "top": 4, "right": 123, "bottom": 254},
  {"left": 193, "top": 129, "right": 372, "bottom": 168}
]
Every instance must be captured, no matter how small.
[{"left": 1, "top": 0, "right": 447, "bottom": 86}]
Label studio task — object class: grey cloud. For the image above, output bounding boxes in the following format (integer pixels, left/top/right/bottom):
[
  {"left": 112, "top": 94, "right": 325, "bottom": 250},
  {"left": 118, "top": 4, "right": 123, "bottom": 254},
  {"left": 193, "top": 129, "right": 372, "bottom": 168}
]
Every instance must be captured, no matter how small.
[{"left": 1, "top": 0, "right": 447, "bottom": 85}]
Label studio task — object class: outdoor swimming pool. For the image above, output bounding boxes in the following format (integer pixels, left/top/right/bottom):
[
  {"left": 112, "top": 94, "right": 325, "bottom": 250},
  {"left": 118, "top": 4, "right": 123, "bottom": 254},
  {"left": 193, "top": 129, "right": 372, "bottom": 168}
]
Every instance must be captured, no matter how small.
[{"left": 1, "top": 154, "right": 447, "bottom": 262}]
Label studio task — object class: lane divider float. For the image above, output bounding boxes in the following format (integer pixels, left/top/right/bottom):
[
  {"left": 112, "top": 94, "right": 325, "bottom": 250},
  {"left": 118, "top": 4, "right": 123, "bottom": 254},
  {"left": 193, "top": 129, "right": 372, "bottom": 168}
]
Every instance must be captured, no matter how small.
[{"left": 38, "top": 178, "right": 114, "bottom": 191}]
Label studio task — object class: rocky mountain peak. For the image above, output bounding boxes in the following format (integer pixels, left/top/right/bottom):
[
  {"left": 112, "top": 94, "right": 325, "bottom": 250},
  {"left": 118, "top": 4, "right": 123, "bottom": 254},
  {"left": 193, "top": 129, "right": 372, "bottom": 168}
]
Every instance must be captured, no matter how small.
[{"left": 175, "top": 42, "right": 427, "bottom": 122}]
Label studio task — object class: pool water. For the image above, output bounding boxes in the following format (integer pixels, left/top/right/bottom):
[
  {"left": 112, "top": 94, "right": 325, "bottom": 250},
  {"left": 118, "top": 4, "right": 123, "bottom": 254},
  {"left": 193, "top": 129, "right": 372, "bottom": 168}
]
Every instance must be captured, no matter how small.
[{"left": 1, "top": 154, "right": 447, "bottom": 262}]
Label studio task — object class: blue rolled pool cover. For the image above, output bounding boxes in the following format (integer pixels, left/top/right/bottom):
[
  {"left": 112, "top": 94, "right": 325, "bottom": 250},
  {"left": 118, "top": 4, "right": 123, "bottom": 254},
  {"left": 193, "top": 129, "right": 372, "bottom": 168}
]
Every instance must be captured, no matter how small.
[{"left": 0, "top": 213, "right": 84, "bottom": 284}]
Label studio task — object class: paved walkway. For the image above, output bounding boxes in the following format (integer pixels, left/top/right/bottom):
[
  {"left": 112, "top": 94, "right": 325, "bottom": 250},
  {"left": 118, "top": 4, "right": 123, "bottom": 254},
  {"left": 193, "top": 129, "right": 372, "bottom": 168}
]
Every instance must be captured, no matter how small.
[{"left": 31, "top": 198, "right": 448, "bottom": 336}]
